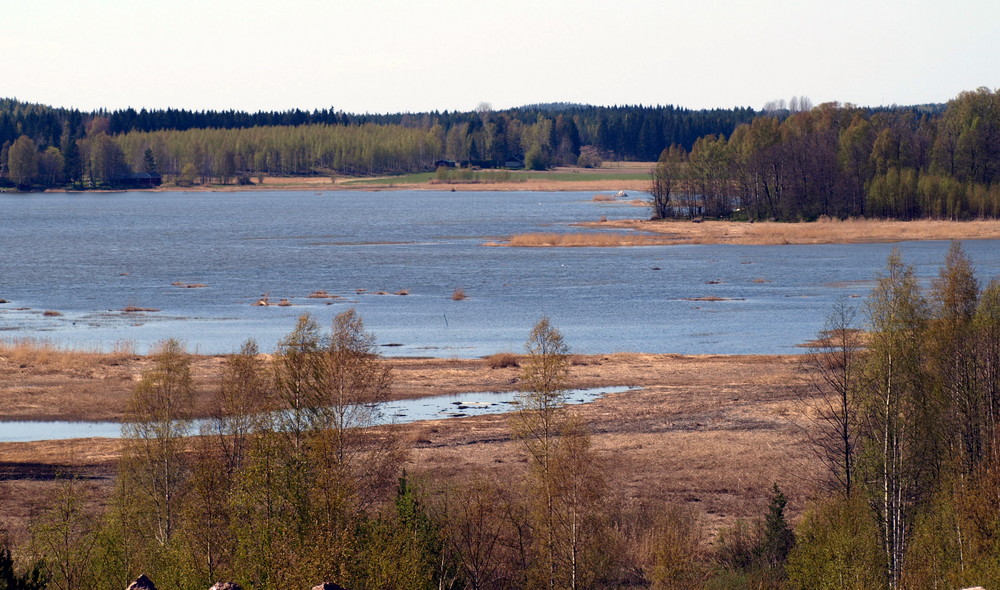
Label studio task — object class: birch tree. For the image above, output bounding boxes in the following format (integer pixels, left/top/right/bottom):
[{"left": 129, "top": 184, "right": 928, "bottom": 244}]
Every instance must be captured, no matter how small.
[{"left": 858, "top": 250, "right": 931, "bottom": 589}]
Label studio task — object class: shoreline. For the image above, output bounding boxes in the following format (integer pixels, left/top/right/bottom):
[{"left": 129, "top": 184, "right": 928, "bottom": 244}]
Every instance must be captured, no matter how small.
[{"left": 32, "top": 170, "right": 1000, "bottom": 246}]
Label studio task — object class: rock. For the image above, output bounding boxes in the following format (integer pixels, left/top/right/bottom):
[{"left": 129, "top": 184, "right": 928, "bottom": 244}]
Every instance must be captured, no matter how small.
[
  {"left": 126, "top": 574, "right": 157, "bottom": 590},
  {"left": 312, "top": 583, "right": 349, "bottom": 590},
  {"left": 209, "top": 583, "right": 243, "bottom": 590}
]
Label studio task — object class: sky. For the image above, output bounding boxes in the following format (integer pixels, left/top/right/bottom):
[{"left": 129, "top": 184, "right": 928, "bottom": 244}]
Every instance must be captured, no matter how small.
[{"left": 4, "top": 0, "right": 998, "bottom": 115}]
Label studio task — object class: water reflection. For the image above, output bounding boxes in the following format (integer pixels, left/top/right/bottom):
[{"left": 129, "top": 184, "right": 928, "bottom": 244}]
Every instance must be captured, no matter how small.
[{"left": 0, "top": 386, "right": 632, "bottom": 443}]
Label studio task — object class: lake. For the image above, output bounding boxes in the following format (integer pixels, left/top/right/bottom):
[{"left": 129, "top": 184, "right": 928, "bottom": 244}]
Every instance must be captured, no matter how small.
[{"left": 2, "top": 190, "right": 998, "bottom": 357}]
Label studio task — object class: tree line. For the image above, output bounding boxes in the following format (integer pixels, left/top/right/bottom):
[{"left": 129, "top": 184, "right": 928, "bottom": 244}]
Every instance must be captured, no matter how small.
[
  {"left": 4, "top": 91, "right": 1000, "bottom": 223},
  {"left": 649, "top": 88, "right": 1000, "bottom": 221}
]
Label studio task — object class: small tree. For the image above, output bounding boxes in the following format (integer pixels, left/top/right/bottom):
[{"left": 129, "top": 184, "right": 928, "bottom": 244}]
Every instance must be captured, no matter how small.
[
  {"left": 143, "top": 147, "right": 158, "bottom": 174},
  {"left": 757, "top": 484, "right": 795, "bottom": 569},
  {"left": 649, "top": 148, "right": 674, "bottom": 219},
  {"left": 7, "top": 135, "right": 39, "bottom": 188},
  {"left": 119, "top": 338, "right": 195, "bottom": 546},
  {"left": 807, "top": 299, "right": 866, "bottom": 497},
  {"left": 511, "top": 318, "right": 616, "bottom": 589}
]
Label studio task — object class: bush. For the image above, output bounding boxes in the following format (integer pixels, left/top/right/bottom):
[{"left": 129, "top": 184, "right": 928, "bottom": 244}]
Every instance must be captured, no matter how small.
[{"left": 485, "top": 352, "right": 519, "bottom": 369}]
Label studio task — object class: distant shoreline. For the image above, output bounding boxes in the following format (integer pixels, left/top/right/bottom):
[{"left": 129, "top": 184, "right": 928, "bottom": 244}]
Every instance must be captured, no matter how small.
[
  {"left": 565, "top": 218, "right": 1000, "bottom": 246},
  {"left": 34, "top": 169, "right": 1000, "bottom": 247}
]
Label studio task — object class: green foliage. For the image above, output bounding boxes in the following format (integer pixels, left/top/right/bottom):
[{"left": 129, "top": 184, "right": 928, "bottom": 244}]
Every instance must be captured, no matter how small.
[
  {"left": 29, "top": 477, "right": 101, "bottom": 590},
  {"left": 0, "top": 543, "right": 46, "bottom": 590},
  {"left": 758, "top": 485, "right": 794, "bottom": 569},
  {"left": 785, "top": 494, "right": 884, "bottom": 590},
  {"left": 649, "top": 505, "right": 705, "bottom": 589},
  {"left": 709, "top": 485, "right": 794, "bottom": 588},
  {"left": 7, "top": 135, "right": 39, "bottom": 188},
  {"left": 524, "top": 144, "right": 548, "bottom": 171}
]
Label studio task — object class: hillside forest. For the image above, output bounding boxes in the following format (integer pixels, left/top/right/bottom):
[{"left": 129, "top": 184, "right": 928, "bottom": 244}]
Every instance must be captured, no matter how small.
[{"left": 2, "top": 88, "right": 999, "bottom": 220}]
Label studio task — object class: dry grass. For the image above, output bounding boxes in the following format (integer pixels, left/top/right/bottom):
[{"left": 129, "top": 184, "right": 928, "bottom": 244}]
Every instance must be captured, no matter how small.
[
  {"left": 0, "top": 338, "right": 134, "bottom": 372},
  {"left": 0, "top": 351, "right": 823, "bottom": 545},
  {"left": 451, "top": 288, "right": 467, "bottom": 301},
  {"left": 576, "top": 218, "right": 1000, "bottom": 246},
  {"left": 484, "top": 352, "right": 520, "bottom": 369}
]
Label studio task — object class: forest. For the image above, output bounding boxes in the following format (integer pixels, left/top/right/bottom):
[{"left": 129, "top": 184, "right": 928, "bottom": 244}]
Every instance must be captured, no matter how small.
[
  {"left": 4, "top": 90, "right": 999, "bottom": 222},
  {"left": 0, "top": 98, "right": 755, "bottom": 187},
  {"left": 2, "top": 243, "right": 1000, "bottom": 590}
]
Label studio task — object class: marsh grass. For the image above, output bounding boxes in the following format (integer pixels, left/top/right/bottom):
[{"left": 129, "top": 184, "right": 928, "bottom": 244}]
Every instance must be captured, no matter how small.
[
  {"left": 587, "top": 218, "right": 1000, "bottom": 246},
  {"left": 0, "top": 337, "right": 135, "bottom": 371},
  {"left": 451, "top": 288, "right": 468, "bottom": 301},
  {"left": 484, "top": 352, "right": 520, "bottom": 369}
]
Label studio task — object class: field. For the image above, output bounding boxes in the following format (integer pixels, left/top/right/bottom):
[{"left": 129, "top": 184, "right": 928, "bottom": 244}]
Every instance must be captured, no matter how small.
[{"left": 0, "top": 341, "right": 823, "bottom": 546}]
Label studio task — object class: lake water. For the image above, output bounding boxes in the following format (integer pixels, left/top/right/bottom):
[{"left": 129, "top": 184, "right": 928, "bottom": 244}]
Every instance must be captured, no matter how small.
[
  {"left": 2, "top": 190, "right": 999, "bottom": 357},
  {"left": 0, "top": 386, "right": 632, "bottom": 443}
]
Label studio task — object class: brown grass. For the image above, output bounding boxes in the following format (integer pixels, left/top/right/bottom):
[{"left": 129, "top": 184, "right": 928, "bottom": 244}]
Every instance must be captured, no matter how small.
[
  {"left": 0, "top": 351, "right": 824, "bottom": 546},
  {"left": 0, "top": 338, "right": 131, "bottom": 372},
  {"left": 484, "top": 352, "right": 520, "bottom": 369},
  {"left": 576, "top": 217, "right": 1000, "bottom": 246},
  {"left": 122, "top": 306, "right": 160, "bottom": 313},
  {"left": 451, "top": 288, "right": 467, "bottom": 301}
]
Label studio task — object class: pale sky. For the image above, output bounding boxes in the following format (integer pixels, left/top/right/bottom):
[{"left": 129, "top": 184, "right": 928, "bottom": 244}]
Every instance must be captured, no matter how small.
[{"left": 4, "top": 0, "right": 998, "bottom": 114}]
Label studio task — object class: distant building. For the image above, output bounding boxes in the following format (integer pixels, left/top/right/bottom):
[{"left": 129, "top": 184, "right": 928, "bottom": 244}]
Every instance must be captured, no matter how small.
[
  {"left": 504, "top": 156, "right": 525, "bottom": 170},
  {"left": 117, "top": 172, "right": 163, "bottom": 188},
  {"left": 434, "top": 159, "right": 457, "bottom": 168}
]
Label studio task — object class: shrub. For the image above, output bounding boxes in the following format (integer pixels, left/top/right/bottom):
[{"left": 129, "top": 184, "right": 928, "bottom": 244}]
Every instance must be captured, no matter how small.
[{"left": 485, "top": 352, "right": 519, "bottom": 369}]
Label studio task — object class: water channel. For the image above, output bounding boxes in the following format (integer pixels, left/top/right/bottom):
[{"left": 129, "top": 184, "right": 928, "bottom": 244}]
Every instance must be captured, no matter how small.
[{"left": 0, "top": 386, "right": 631, "bottom": 443}]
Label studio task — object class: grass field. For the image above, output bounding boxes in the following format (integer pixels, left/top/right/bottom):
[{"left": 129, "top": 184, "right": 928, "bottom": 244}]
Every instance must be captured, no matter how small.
[{"left": 341, "top": 172, "right": 436, "bottom": 186}]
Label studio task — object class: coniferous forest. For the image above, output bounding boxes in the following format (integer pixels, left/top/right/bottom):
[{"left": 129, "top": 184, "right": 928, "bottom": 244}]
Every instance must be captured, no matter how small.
[{"left": 3, "top": 89, "right": 999, "bottom": 220}]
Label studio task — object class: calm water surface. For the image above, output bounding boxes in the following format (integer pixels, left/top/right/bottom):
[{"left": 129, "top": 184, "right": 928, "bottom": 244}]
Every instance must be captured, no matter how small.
[
  {"left": 0, "top": 386, "right": 631, "bottom": 443},
  {"left": 2, "top": 190, "right": 999, "bottom": 356}
]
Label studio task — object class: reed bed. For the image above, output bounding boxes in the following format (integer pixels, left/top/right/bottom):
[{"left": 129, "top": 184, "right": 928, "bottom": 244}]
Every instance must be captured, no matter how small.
[
  {"left": 583, "top": 218, "right": 1000, "bottom": 246},
  {"left": 484, "top": 352, "right": 520, "bottom": 369},
  {"left": 0, "top": 337, "right": 136, "bottom": 370}
]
